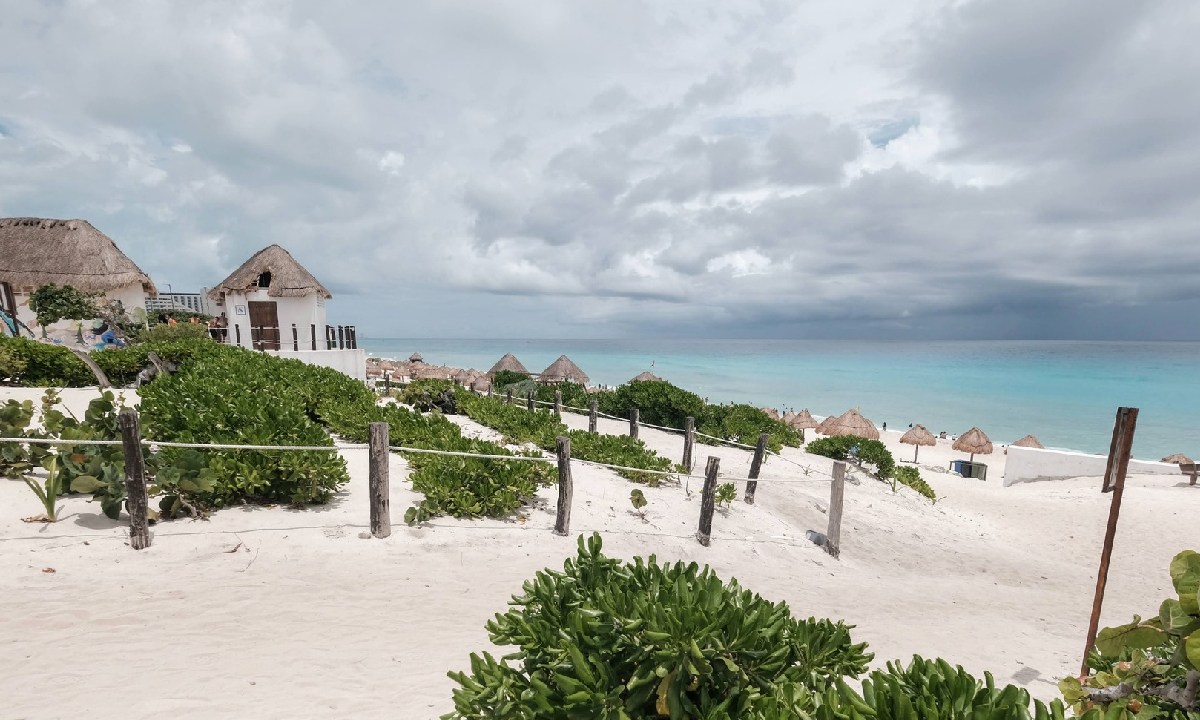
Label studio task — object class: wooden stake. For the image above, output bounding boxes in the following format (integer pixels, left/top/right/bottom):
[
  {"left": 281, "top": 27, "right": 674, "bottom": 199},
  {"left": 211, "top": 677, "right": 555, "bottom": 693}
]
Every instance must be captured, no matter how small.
[
  {"left": 527, "top": 391, "right": 535, "bottom": 412},
  {"left": 554, "top": 389, "right": 562, "bottom": 417},
  {"left": 696, "top": 456, "right": 720, "bottom": 546},
  {"left": 825, "top": 461, "right": 846, "bottom": 559},
  {"left": 1082, "top": 407, "right": 1138, "bottom": 677},
  {"left": 118, "top": 408, "right": 151, "bottom": 551},
  {"left": 383, "top": 372, "right": 391, "bottom": 395},
  {"left": 744, "top": 432, "right": 769, "bottom": 504},
  {"left": 588, "top": 398, "right": 598, "bottom": 433},
  {"left": 368, "top": 422, "right": 391, "bottom": 538},
  {"left": 506, "top": 389, "right": 514, "bottom": 406},
  {"left": 291, "top": 323, "right": 298, "bottom": 351},
  {"left": 554, "top": 436, "right": 573, "bottom": 536},
  {"left": 682, "top": 417, "right": 695, "bottom": 473},
  {"left": 629, "top": 408, "right": 639, "bottom": 440}
]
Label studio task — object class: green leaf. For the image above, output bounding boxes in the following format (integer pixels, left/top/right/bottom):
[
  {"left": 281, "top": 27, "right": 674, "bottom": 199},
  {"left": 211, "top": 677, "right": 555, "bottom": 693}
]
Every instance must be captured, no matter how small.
[
  {"left": 1094, "top": 618, "right": 1167, "bottom": 657},
  {"left": 70, "top": 475, "right": 106, "bottom": 493},
  {"left": 1170, "top": 550, "right": 1200, "bottom": 614},
  {"left": 1159, "top": 598, "right": 1200, "bottom": 635},
  {"left": 1186, "top": 629, "right": 1200, "bottom": 671}
]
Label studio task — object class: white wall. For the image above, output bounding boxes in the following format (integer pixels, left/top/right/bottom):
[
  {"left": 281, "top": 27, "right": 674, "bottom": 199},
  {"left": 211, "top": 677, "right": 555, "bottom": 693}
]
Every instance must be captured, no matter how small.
[
  {"left": 272, "top": 348, "right": 366, "bottom": 381},
  {"left": 221, "top": 290, "right": 328, "bottom": 350},
  {"left": 11, "top": 282, "right": 149, "bottom": 342},
  {"left": 1003, "top": 445, "right": 1183, "bottom": 486}
]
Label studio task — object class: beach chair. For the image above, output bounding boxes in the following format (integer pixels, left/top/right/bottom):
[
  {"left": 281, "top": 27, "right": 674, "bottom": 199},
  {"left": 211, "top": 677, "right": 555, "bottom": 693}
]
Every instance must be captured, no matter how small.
[{"left": 1181, "top": 463, "right": 1199, "bottom": 486}]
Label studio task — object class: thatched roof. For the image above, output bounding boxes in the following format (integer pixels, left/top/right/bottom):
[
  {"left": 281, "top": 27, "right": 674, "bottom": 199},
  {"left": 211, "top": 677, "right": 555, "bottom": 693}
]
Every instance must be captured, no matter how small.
[
  {"left": 630, "top": 371, "right": 661, "bottom": 383},
  {"left": 0, "top": 218, "right": 157, "bottom": 295},
  {"left": 817, "top": 409, "right": 880, "bottom": 440},
  {"left": 207, "top": 244, "right": 330, "bottom": 300},
  {"left": 488, "top": 352, "right": 530, "bottom": 376},
  {"left": 452, "top": 369, "right": 472, "bottom": 383},
  {"left": 1012, "top": 434, "right": 1045, "bottom": 449},
  {"left": 953, "top": 427, "right": 994, "bottom": 455},
  {"left": 899, "top": 424, "right": 937, "bottom": 447},
  {"left": 471, "top": 376, "right": 492, "bottom": 393},
  {"left": 788, "top": 408, "right": 819, "bottom": 430},
  {"left": 409, "top": 352, "right": 424, "bottom": 363},
  {"left": 1162, "top": 453, "right": 1194, "bottom": 465},
  {"left": 540, "top": 355, "right": 590, "bottom": 385},
  {"left": 760, "top": 407, "right": 781, "bottom": 421}
]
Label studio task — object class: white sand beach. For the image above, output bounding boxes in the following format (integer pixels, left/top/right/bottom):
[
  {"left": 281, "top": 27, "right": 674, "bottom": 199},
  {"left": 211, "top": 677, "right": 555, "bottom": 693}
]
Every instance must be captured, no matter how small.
[{"left": 1, "top": 387, "right": 1197, "bottom": 719}]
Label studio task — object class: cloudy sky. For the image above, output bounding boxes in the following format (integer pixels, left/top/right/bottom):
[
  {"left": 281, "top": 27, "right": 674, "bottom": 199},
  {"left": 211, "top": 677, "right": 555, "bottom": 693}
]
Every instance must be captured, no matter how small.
[{"left": 2, "top": 0, "right": 1197, "bottom": 340}]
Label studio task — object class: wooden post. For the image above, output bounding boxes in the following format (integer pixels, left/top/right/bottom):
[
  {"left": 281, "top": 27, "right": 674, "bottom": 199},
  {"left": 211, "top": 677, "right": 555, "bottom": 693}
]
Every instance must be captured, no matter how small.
[
  {"left": 234, "top": 324, "right": 241, "bottom": 346},
  {"left": 744, "top": 432, "right": 769, "bottom": 504},
  {"left": 1081, "top": 407, "right": 1138, "bottom": 676},
  {"left": 368, "top": 422, "right": 391, "bottom": 539},
  {"left": 554, "top": 436, "right": 573, "bottom": 535},
  {"left": 118, "top": 408, "right": 151, "bottom": 550},
  {"left": 554, "top": 389, "right": 562, "bottom": 417},
  {"left": 337, "top": 325, "right": 345, "bottom": 349},
  {"left": 291, "top": 323, "right": 298, "bottom": 351},
  {"left": 527, "top": 391, "right": 535, "bottom": 411},
  {"left": 826, "top": 461, "right": 846, "bottom": 559},
  {"left": 588, "top": 398, "right": 598, "bottom": 433},
  {"left": 506, "top": 389, "right": 513, "bottom": 405},
  {"left": 383, "top": 372, "right": 391, "bottom": 395},
  {"left": 696, "top": 456, "right": 720, "bottom": 546},
  {"left": 310, "top": 323, "right": 317, "bottom": 350},
  {"left": 629, "top": 408, "right": 639, "bottom": 440},
  {"left": 683, "top": 416, "right": 695, "bottom": 472},
  {"left": 348, "top": 326, "right": 357, "bottom": 349}
]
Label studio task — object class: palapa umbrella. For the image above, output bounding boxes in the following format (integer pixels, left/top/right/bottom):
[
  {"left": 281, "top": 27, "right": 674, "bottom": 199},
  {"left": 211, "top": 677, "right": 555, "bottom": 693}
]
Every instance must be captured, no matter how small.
[
  {"left": 899, "top": 424, "right": 937, "bottom": 462},
  {"left": 953, "top": 427, "right": 993, "bottom": 463},
  {"left": 760, "top": 407, "right": 782, "bottom": 421},
  {"left": 788, "top": 408, "right": 819, "bottom": 430},
  {"left": 1162, "top": 453, "right": 1194, "bottom": 465},
  {"left": 471, "top": 376, "right": 492, "bottom": 393},
  {"left": 630, "top": 371, "right": 661, "bottom": 383},
  {"left": 540, "top": 355, "right": 590, "bottom": 385},
  {"left": 452, "top": 369, "right": 472, "bottom": 385},
  {"left": 816, "top": 409, "right": 880, "bottom": 440},
  {"left": 1011, "top": 434, "right": 1045, "bottom": 449},
  {"left": 488, "top": 352, "right": 530, "bottom": 376},
  {"left": 408, "top": 352, "right": 424, "bottom": 363}
]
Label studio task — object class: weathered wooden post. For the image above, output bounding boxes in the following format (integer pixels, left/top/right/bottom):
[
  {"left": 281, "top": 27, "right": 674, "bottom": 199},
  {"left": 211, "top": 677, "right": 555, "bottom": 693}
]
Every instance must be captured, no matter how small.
[
  {"left": 826, "top": 461, "right": 846, "bottom": 558},
  {"left": 1082, "top": 407, "right": 1139, "bottom": 676},
  {"left": 527, "top": 391, "right": 535, "bottom": 411},
  {"left": 554, "top": 389, "right": 562, "bottom": 417},
  {"left": 310, "top": 323, "right": 317, "bottom": 350},
  {"left": 337, "top": 326, "right": 345, "bottom": 349},
  {"left": 506, "top": 389, "right": 514, "bottom": 406},
  {"left": 234, "top": 324, "right": 242, "bottom": 346},
  {"left": 554, "top": 436, "right": 573, "bottom": 536},
  {"left": 369, "top": 422, "right": 391, "bottom": 538},
  {"left": 682, "top": 416, "right": 695, "bottom": 472},
  {"left": 744, "top": 432, "right": 769, "bottom": 504},
  {"left": 696, "top": 456, "right": 721, "bottom": 546},
  {"left": 118, "top": 408, "right": 151, "bottom": 550},
  {"left": 291, "top": 323, "right": 298, "bottom": 351},
  {"left": 383, "top": 372, "right": 391, "bottom": 395},
  {"left": 588, "top": 398, "right": 598, "bottom": 433},
  {"left": 629, "top": 408, "right": 639, "bottom": 440}
]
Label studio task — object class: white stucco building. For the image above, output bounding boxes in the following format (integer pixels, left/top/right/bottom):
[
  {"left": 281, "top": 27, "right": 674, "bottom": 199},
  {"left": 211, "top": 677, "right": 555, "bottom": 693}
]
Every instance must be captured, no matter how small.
[{"left": 207, "top": 244, "right": 364, "bottom": 380}]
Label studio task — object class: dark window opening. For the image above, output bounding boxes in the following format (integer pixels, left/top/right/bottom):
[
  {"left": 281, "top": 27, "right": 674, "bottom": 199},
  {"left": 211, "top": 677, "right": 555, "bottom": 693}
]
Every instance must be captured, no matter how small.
[{"left": 256, "top": 271, "right": 272, "bottom": 289}]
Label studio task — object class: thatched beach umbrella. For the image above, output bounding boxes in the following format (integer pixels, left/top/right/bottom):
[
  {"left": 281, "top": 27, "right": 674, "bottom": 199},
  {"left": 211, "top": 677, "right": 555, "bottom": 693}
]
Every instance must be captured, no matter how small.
[
  {"left": 409, "top": 352, "right": 424, "bottom": 364},
  {"left": 1162, "top": 453, "right": 1194, "bottom": 465},
  {"left": 817, "top": 409, "right": 880, "bottom": 440},
  {"left": 953, "top": 427, "right": 993, "bottom": 462},
  {"left": 788, "top": 408, "right": 819, "bottom": 430},
  {"left": 471, "top": 376, "right": 492, "bottom": 393},
  {"left": 630, "top": 371, "right": 661, "bottom": 383},
  {"left": 452, "top": 369, "right": 472, "bottom": 386},
  {"left": 1011, "top": 434, "right": 1045, "bottom": 450},
  {"left": 899, "top": 424, "right": 937, "bottom": 462},
  {"left": 488, "top": 352, "right": 530, "bottom": 376},
  {"left": 540, "top": 355, "right": 590, "bottom": 385},
  {"left": 760, "top": 407, "right": 781, "bottom": 421}
]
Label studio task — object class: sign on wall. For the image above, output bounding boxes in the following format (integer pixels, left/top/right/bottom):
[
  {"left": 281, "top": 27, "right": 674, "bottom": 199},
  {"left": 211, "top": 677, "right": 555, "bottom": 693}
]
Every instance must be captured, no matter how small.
[{"left": 235, "top": 305, "right": 247, "bottom": 315}]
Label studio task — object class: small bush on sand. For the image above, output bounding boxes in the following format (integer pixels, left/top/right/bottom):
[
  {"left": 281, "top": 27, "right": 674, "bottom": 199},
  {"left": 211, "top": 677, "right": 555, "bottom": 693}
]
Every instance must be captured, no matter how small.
[{"left": 893, "top": 466, "right": 936, "bottom": 501}]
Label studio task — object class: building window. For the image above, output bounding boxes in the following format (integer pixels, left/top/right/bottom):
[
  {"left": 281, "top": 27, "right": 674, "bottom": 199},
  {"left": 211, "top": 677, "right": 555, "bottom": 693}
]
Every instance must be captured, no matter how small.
[{"left": 256, "top": 271, "right": 272, "bottom": 289}]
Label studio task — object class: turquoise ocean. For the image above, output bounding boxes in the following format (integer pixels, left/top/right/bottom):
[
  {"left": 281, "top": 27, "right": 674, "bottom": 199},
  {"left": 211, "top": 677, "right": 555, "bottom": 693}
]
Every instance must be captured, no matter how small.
[{"left": 359, "top": 339, "right": 1200, "bottom": 462}]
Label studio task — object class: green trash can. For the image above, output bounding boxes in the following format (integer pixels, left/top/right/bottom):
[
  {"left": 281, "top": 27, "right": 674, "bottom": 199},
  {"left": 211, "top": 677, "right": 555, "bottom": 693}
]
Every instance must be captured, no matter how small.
[{"left": 968, "top": 462, "right": 988, "bottom": 481}]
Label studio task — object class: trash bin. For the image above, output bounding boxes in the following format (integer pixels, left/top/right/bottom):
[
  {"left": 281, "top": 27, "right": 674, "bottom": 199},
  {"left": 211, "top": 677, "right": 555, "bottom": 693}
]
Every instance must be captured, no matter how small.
[
  {"left": 949, "top": 459, "right": 968, "bottom": 476},
  {"left": 968, "top": 462, "right": 988, "bottom": 481}
]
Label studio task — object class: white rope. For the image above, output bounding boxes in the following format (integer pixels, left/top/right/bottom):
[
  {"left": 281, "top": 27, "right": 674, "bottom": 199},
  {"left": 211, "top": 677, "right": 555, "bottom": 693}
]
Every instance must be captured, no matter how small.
[
  {"left": 0, "top": 436, "right": 122, "bottom": 447},
  {"left": 388, "top": 445, "right": 555, "bottom": 463}
]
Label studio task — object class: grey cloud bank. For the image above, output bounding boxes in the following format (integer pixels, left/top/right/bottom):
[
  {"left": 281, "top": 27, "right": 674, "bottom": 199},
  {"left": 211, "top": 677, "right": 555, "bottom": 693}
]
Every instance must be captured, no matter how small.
[{"left": 1, "top": 0, "right": 1197, "bottom": 340}]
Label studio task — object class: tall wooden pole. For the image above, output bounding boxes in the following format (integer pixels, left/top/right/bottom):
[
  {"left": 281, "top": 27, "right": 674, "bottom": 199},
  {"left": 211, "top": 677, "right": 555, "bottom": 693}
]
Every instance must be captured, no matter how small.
[
  {"left": 588, "top": 399, "right": 598, "bottom": 433},
  {"left": 744, "top": 433, "right": 769, "bottom": 504},
  {"left": 1081, "top": 407, "right": 1138, "bottom": 677},
  {"left": 825, "top": 461, "right": 846, "bottom": 559},
  {"left": 554, "top": 436, "right": 573, "bottom": 535},
  {"left": 554, "top": 389, "right": 562, "bottom": 417},
  {"left": 118, "top": 409, "right": 151, "bottom": 550},
  {"left": 629, "top": 408, "right": 639, "bottom": 440},
  {"left": 368, "top": 422, "right": 391, "bottom": 538},
  {"left": 696, "top": 456, "right": 720, "bottom": 546},
  {"left": 682, "top": 416, "right": 695, "bottom": 473},
  {"left": 527, "top": 391, "right": 535, "bottom": 411}
]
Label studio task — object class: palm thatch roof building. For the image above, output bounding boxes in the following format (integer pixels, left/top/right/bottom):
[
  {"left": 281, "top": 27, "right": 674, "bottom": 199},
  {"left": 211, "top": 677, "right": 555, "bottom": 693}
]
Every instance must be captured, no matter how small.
[
  {"left": 539, "top": 355, "right": 590, "bottom": 385},
  {"left": 787, "top": 408, "right": 819, "bottom": 430},
  {"left": 488, "top": 353, "right": 530, "bottom": 376},
  {"left": 816, "top": 409, "right": 880, "bottom": 440},
  {"left": 1011, "top": 434, "right": 1045, "bottom": 450},
  {"left": 953, "top": 427, "right": 994, "bottom": 462},
  {"left": 0, "top": 218, "right": 157, "bottom": 339}
]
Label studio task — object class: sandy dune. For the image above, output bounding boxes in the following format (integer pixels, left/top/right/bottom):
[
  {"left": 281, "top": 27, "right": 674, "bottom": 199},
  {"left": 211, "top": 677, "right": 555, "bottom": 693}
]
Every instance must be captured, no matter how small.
[{"left": 1, "top": 387, "right": 1196, "bottom": 719}]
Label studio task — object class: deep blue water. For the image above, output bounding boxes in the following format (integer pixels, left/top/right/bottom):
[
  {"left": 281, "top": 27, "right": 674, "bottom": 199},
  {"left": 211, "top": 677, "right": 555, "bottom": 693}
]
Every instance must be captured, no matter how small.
[{"left": 360, "top": 338, "right": 1200, "bottom": 461}]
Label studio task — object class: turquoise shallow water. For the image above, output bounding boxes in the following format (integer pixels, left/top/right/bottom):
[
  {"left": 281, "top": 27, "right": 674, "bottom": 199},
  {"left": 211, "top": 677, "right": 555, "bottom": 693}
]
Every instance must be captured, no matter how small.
[{"left": 360, "top": 338, "right": 1200, "bottom": 461}]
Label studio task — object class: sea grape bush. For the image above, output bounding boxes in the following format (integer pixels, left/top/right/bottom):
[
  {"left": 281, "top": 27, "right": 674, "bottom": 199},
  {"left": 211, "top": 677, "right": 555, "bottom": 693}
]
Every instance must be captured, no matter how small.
[
  {"left": 698, "top": 402, "right": 802, "bottom": 453},
  {"left": 445, "top": 533, "right": 873, "bottom": 719},
  {"left": 893, "top": 466, "right": 936, "bottom": 502},
  {"left": 807, "top": 435, "right": 897, "bottom": 482},
  {"left": 1059, "top": 549, "right": 1200, "bottom": 717}
]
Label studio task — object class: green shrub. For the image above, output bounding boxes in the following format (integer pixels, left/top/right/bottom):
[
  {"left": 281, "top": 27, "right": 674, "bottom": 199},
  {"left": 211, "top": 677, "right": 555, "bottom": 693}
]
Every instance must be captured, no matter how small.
[
  {"left": 0, "top": 343, "right": 28, "bottom": 381},
  {"left": 492, "top": 369, "right": 529, "bottom": 389},
  {"left": 137, "top": 322, "right": 211, "bottom": 343},
  {"left": 597, "top": 379, "right": 706, "bottom": 430},
  {"left": 399, "top": 379, "right": 457, "bottom": 406},
  {"left": 565, "top": 429, "right": 674, "bottom": 485},
  {"left": 0, "top": 337, "right": 93, "bottom": 386},
  {"left": 807, "top": 435, "right": 897, "bottom": 481},
  {"left": 445, "top": 533, "right": 873, "bottom": 719},
  {"left": 894, "top": 466, "right": 936, "bottom": 501},
  {"left": 699, "top": 403, "right": 802, "bottom": 453},
  {"left": 537, "top": 381, "right": 589, "bottom": 408}
]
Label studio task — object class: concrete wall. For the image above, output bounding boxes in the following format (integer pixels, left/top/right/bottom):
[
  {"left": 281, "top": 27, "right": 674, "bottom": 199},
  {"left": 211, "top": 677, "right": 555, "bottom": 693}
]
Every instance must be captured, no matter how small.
[
  {"left": 1003, "top": 445, "right": 1182, "bottom": 486},
  {"left": 220, "top": 290, "right": 328, "bottom": 351},
  {"left": 272, "top": 348, "right": 365, "bottom": 381},
  {"left": 11, "top": 282, "right": 148, "bottom": 342}
]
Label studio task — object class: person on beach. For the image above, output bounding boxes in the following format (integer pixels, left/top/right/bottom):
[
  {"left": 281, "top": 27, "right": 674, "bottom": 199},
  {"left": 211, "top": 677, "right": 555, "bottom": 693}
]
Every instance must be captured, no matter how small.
[{"left": 882, "top": 422, "right": 887, "bottom": 431}]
